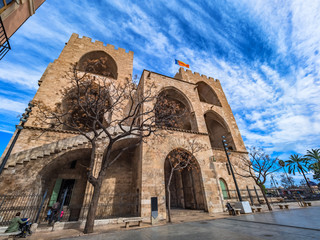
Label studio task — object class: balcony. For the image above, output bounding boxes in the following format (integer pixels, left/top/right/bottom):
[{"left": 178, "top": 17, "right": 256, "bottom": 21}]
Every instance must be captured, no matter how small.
[{"left": 0, "top": 16, "right": 10, "bottom": 60}]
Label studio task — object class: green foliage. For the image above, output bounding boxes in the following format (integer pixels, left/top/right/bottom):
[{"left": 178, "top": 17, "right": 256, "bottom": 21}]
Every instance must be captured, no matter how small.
[
  {"left": 305, "top": 149, "right": 320, "bottom": 163},
  {"left": 304, "top": 148, "right": 320, "bottom": 182},
  {"left": 309, "top": 162, "right": 320, "bottom": 181},
  {"left": 286, "top": 154, "right": 308, "bottom": 175}
]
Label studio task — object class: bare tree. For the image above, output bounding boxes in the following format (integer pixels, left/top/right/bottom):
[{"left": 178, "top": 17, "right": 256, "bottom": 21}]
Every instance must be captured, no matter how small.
[
  {"left": 235, "top": 147, "right": 281, "bottom": 211},
  {"left": 34, "top": 58, "right": 181, "bottom": 233},
  {"left": 165, "top": 139, "right": 206, "bottom": 222}
]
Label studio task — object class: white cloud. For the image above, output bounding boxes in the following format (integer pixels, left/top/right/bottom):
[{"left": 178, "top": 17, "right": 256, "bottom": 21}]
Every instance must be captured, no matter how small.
[{"left": 0, "top": 97, "right": 26, "bottom": 113}]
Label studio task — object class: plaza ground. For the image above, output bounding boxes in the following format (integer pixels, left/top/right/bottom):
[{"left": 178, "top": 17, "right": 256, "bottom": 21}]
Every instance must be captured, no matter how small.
[
  {"left": 3, "top": 201, "right": 316, "bottom": 240},
  {"left": 61, "top": 206, "right": 320, "bottom": 240}
]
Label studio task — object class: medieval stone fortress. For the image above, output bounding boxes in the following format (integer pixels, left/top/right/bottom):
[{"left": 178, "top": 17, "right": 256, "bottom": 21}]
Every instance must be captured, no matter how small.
[{"left": 0, "top": 33, "right": 256, "bottom": 225}]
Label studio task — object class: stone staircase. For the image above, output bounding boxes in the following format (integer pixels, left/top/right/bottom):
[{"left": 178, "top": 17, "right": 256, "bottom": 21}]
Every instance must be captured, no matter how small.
[{"left": 0, "top": 126, "right": 131, "bottom": 172}]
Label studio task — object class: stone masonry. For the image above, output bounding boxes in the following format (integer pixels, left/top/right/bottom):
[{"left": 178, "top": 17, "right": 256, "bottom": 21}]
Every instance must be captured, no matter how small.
[{"left": 0, "top": 33, "right": 257, "bottom": 223}]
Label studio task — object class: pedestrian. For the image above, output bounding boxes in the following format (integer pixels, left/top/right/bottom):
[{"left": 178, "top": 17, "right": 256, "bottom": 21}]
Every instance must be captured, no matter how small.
[
  {"left": 60, "top": 210, "right": 64, "bottom": 220},
  {"left": 46, "top": 207, "right": 52, "bottom": 221},
  {"left": 49, "top": 201, "right": 60, "bottom": 224}
]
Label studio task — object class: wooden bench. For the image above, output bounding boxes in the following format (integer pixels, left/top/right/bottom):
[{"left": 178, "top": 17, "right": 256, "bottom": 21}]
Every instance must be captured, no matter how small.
[
  {"left": 278, "top": 204, "right": 284, "bottom": 209},
  {"left": 256, "top": 207, "right": 262, "bottom": 212},
  {"left": 302, "top": 202, "right": 311, "bottom": 207},
  {"left": 284, "top": 204, "right": 289, "bottom": 209},
  {"left": 123, "top": 217, "right": 143, "bottom": 228},
  {"left": 251, "top": 208, "right": 256, "bottom": 213}
]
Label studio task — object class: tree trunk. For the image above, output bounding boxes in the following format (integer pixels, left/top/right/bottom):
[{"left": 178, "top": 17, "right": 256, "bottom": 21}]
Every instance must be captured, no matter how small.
[
  {"left": 84, "top": 181, "right": 102, "bottom": 234},
  {"left": 259, "top": 184, "right": 272, "bottom": 211},
  {"left": 167, "top": 169, "right": 174, "bottom": 223},
  {"left": 301, "top": 170, "right": 313, "bottom": 193}
]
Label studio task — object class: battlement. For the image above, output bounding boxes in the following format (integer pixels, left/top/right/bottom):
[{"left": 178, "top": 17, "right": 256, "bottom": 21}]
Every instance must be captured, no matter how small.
[
  {"left": 175, "top": 67, "right": 220, "bottom": 83},
  {"left": 68, "top": 33, "right": 134, "bottom": 56}
]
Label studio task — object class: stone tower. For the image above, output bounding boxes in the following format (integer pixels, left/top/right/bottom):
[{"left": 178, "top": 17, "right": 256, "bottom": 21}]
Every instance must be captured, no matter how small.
[{"left": 0, "top": 34, "right": 256, "bottom": 224}]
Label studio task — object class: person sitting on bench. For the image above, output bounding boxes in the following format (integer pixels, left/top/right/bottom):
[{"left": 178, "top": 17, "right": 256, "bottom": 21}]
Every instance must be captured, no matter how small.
[
  {"left": 5, "top": 212, "right": 29, "bottom": 233},
  {"left": 226, "top": 203, "right": 236, "bottom": 216}
]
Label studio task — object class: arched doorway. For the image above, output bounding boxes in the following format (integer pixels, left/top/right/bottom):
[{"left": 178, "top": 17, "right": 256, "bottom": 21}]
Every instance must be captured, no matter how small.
[
  {"left": 40, "top": 148, "right": 91, "bottom": 221},
  {"left": 219, "top": 178, "right": 230, "bottom": 200},
  {"left": 164, "top": 148, "right": 205, "bottom": 210}
]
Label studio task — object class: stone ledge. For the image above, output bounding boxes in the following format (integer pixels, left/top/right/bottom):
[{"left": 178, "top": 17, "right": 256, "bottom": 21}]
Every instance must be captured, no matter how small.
[
  {"left": 24, "top": 126, "right": 79, "bottom": 134},
  {"left": 156, "top": 126, "right": 208, "bottom": 135}
]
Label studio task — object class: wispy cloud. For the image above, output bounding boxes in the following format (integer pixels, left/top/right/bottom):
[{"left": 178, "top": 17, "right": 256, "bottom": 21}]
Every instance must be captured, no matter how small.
[{"left": 0, "top": 0, "right": 319, "bottom": 162}]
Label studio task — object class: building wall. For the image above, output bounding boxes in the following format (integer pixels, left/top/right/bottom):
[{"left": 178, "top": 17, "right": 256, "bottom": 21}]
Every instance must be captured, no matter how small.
[
  {"left": 0, "top": 34, "right": 256, "bottom": 221},
  {"left": 1, "top": 0, "right": 46, "bottom": 39}
]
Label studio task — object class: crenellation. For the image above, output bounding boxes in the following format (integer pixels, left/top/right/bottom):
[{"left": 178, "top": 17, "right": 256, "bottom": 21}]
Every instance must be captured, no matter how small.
[
  {"left": 106, "top": 44, "right": 115, "bottom": 51},
  {"left": 94, "top": 40, "right": 104, "bottom": 47},
  {"left": 117, "top": 47, "right": 126, "bottom": 54},
  {"left": 80, "top": 36, "right": 93, "bottom": 43}
]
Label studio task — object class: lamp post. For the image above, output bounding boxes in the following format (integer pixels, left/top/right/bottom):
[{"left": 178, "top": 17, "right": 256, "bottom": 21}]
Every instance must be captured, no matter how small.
[
  {"left": 222, "top": 136, "right": 242, "bottom": 201},
  {"left": 0, "top": 102, "right": 34, "bottom": 175}
]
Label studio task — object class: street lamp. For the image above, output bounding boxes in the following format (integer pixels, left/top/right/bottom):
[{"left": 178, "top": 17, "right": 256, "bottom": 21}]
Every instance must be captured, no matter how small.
[
  {"left": 0, "top": 101, "right": 34, "bottom": 175},
  {"left": 222, "top": 136, "right": 243, "bottom": 201}
]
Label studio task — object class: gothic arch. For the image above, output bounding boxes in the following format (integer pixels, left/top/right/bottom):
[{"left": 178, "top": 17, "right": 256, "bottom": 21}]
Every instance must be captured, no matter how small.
[
  {"left": 196, "top": 81, "right": 221, "bottom": 106},
  {"left": 204, "top": 111, "right": 236, "bottom": 150},
  {"left": 78, "top": 51, "right": 118, "bottom": 79},
  {"left": 164, "top": 148, "right": 206, "bottom": 210},
  {"left": 155, "top": 87, "right": 198, "bottom": 131}
]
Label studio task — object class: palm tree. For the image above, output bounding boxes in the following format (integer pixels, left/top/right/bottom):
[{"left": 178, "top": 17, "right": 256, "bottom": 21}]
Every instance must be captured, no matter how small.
[
  {"left": 305, "top": 149, "right": 320, "bottom": 163},
  {"left": 286, "top": 154, "right": 312, "bottom": 192},
  {"left": 308, "top": 162, "right": 320, "bottom": 181},
  {"left": 279, "top": 160, "right": 294, "bottom": 188}
]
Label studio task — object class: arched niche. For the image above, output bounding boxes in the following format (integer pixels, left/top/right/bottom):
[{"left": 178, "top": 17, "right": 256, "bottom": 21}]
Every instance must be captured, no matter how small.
[
  {"left": 164, "top": 148, "right": 206, "bottom": 210},
  {"left": 60, "top": 84, "right": 111, "bottom": 131},
  {"left": 204, "top": 111, "right": 236, "bottom": 150},
  {"left": 197, "top": 81, "right": 221, "bottom": 106},
  {"left": 78, "top": 51, "right": 118, "bottom": 79},
  {"left": 155, "top": 88, "right": 198, "bottom": 131},
  {"left": 219, "top": 178, "right": 230, "bottom": 200},
  {"left": 40, "top": 148, "right": 91, "bottom": 221}
]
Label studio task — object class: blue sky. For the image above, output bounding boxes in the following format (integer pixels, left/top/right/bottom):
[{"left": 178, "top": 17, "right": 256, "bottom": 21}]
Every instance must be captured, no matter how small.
[{"left": 0, "top": 0, "right": 319, "bottom": 185}]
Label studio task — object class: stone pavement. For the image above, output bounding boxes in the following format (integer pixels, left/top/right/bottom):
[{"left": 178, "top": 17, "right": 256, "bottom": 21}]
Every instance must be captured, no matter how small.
[
  {"left": 60, "top": 206, "right": 320, "bottom": 240},
  {"left": 1, "top": 202, "right": 319, "bottom": 240}
]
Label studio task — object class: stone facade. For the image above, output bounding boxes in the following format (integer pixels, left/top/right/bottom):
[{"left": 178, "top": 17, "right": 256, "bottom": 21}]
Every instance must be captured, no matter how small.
[{"left": 0, "top": 33, "right": 257, "bottom": 222}]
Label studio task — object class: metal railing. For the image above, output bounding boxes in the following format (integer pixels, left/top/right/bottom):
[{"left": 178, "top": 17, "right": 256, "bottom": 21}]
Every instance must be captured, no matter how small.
[
  {"left": 222, "top": 188, "right": 265, "bottom": 205},
  {"left": 0, "top": 193, "right": 47, "bottom": 226},
  {"left": 0, "top": 192, "right": 140, "bottom": 225},
  {"left": 0, "top": 16, "right": 10, "bottom": 60}
]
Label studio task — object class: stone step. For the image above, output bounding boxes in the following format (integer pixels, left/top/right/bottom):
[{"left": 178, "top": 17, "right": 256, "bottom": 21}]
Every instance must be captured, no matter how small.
[{"left": 170, "top": 209, "right": 208, "bottom": 216}]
